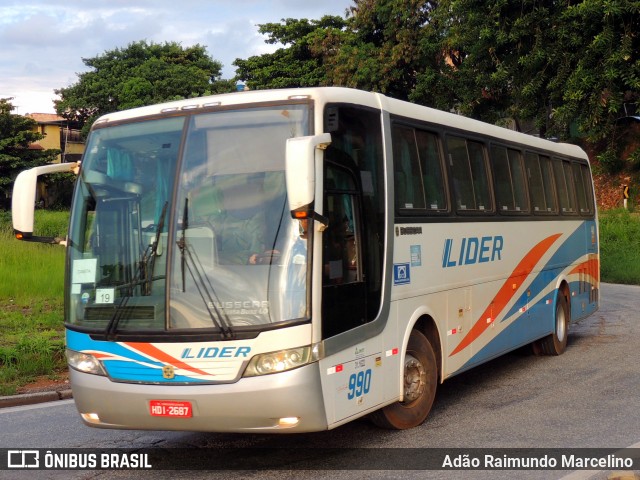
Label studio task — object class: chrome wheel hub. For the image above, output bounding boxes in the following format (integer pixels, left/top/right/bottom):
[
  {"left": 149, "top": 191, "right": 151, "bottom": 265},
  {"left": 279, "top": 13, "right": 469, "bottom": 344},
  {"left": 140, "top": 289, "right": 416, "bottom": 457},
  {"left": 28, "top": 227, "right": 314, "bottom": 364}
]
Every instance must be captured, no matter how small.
[
  {"left": 556, "top": 305, "right": 567, "bottom": 342},
  {"left": 403, "top": 354, "right": 427, "bottom": 403}
]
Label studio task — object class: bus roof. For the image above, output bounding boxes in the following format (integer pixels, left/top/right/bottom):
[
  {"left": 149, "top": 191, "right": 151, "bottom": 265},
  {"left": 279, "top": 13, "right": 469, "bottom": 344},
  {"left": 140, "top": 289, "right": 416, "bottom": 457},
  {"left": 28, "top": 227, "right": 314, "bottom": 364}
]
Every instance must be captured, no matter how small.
[{"left": 92, "top": 87, "right": 588, "bottom": 161}]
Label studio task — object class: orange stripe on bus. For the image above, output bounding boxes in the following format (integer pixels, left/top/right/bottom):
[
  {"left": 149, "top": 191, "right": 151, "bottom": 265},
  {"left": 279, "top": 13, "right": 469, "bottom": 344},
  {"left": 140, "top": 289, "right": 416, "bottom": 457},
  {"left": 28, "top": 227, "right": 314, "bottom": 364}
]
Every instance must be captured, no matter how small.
[
  {"left": 91, "top": 352, "right": 112, "bottom": 359},
  {"left": 124, "top": 342, "right": 211, "bottom": 376},
  {"left": 569, "top": 258, "right": 599, "bottom": 276},
  {"left": 449, "top": 233, "right": 562, "bottom": 357}
]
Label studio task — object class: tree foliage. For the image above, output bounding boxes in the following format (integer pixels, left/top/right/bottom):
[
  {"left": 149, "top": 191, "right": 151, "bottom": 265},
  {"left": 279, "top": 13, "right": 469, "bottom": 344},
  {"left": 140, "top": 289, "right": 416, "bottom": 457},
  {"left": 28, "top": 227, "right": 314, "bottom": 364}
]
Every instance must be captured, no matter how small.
[
  {"left": 237, "top": 0, "right": 638, "bottom": 168},
  {"left": 0, "top": 99, "right": 59, "bottom": 199},
  {"left": 47, "top": 3, "right": 638, "bottom": 171},
  {"left": 314, "top": 0, "right": 436, "bottom": 101},
  {"left": 550, "top": 0, "right": 640, "bottom": 165},
  {"left": 415, "top": 0, "right": 639, "bottom": 164},
  {"left": 55, "top": 41, "right": 234, "bottom": 133},
  {"left": 411, "top": 0, "right": 563, "bottom": 129},
  {"left": 233, "top": 16, "right": 347, "bottom": 90}
]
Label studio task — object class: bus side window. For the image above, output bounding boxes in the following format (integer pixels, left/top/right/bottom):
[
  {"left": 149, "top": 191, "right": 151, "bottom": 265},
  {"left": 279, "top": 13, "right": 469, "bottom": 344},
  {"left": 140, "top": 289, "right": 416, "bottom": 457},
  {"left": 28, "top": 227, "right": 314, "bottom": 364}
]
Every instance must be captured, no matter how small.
[
  {"left": 572, "top": 163, "right": 591, "bottom": 214},
  {"left": 447, "top": 136, "right": 492, "bottom": 212},
  {"left": 415, "top": 129, "right": 447, "bottom": 211},
  {"left": 467, "top": 141, "right": 491, "bottom": 211},
  {"left": 579, "top": 164, "right": 595, "bottom": 215},
  {"left": 539, "top": 155, "right": 557, "bottom": 213},
  {"left": 563, "top": 160, "right": 578, "bottom": 214},
  {"left": 448, "top": 136, "right": 473, "bottom": 210},
  {"left": 491, "top": 146, "right": 528, "bottom": 214},
  {"left": 527, "top": 153, "right": 558, "bottom": 214},
  {"left": 552, "top": 158, "right": 576, "bottom": 214},
  {"left": 392, "top": 125, "right": 425, "bottom": 211},
  {"left": 492, "top": 146, "right": 513, "bottom": 211},
  {"left": 508, "top": 149, "right": 528, "bottom": 212},
  {"left": 526, "top": 152, "right": 544, "bottom": 212}
]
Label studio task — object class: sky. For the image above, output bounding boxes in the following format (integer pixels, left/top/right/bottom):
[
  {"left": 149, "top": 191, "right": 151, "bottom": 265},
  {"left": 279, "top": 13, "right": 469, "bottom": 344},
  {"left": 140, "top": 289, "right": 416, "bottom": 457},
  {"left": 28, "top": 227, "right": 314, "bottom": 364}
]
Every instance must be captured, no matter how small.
[{"left": 0, "top": 0, "right": 353, "bottom": 115}]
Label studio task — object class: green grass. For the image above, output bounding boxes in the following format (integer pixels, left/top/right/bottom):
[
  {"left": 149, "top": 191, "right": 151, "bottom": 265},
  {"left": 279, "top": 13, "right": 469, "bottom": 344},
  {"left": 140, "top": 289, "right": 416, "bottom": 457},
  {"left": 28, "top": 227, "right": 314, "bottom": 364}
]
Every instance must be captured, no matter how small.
[
  {"left": 0, "top": 208, "right": 638, "bottom": 396},
  {"left": 599, "top": 209, "right": 640, "bottom": 285},
  {"left": 0, "top": 302, "right": 66, "bottom": 395},
  {"left": 0, "top": 210, "right": 68, "bottom": 395}
]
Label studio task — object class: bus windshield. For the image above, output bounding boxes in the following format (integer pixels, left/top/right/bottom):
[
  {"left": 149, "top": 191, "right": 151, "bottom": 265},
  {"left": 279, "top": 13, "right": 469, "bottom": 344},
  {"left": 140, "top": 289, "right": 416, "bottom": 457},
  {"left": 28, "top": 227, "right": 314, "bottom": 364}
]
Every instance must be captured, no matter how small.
[{"left": 66, "top": 104, "right": 310, "bottom": 335}]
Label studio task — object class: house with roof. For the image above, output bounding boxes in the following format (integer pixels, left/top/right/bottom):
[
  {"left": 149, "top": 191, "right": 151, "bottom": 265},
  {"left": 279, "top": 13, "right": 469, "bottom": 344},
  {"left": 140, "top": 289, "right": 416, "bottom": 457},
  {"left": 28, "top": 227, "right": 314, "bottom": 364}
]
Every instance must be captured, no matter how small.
[
  {"left": 23, "top": 113, "right": 84, "bottom": 207},
  {"left": 26, "top": 113, "right": 84, "bottom": 163}
]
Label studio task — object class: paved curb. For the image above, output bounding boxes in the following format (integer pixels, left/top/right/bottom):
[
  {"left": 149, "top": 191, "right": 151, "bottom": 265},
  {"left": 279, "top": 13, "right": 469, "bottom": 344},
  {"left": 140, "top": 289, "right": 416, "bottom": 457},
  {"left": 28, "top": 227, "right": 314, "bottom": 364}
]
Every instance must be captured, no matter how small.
[{"left": 0, "top": 389, "right": 73, "bottom": 409}]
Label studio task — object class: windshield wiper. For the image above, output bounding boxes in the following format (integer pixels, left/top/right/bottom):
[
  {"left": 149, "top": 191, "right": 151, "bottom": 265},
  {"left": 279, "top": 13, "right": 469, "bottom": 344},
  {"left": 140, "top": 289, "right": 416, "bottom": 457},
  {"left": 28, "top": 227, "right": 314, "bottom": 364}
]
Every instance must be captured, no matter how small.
[
  {"left": 177, "top": 198, "right": 235, "bottom": 339},
  {"left": 179, "top": 199, "right": 188, "bottom": 293},
  {"left": 143, "top": 201, "right": 168, "bottom": 295}
]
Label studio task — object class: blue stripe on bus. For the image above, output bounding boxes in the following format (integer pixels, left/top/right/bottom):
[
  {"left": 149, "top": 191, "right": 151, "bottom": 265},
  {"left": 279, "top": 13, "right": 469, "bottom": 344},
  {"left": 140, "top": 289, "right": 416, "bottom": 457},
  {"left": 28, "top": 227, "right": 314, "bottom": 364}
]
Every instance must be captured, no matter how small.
[
  {"left": 104, "top": 361, "right": 209, "bottom": 383},
  {"left": 501, "top": 223, "right": 593, "bottom": 322},
  {"left": 66, "top": 330, "right": 203, "bottom": 382},
  {"left": 66, "top": 330, "right": 163, "bottom": 367},
  {"left": 460, "top": 221, "right": 598, "bottom": 371}
]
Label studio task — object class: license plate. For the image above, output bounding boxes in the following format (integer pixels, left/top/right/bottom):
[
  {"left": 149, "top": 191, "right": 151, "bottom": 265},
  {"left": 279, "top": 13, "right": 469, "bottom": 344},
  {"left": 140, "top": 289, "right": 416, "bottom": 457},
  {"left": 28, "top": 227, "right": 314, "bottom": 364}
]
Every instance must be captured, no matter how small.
[{"left": 149, "top": 400, "right": 192, "bottom": 418}]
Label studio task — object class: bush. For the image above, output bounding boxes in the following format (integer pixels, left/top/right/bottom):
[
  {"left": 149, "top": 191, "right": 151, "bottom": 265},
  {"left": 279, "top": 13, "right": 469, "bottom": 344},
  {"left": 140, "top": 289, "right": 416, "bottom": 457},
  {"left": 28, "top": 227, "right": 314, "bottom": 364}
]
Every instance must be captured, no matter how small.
[
  {"left": 596, "top": 148, "right": 624, "bottom": 174},
  {"left": 599, "top": 209, "right": 640, "bottom": 284}
]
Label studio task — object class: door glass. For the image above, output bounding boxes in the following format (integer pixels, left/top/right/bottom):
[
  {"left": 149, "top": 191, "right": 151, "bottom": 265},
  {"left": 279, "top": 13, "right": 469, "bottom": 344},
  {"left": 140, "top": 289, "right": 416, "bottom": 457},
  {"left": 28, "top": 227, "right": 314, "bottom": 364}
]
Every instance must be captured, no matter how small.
[
  {"left": 321, "top": 163, "right": 365, "bottom": 338},
  {"left": 324, "top": 192, "right": 361, "bottom": 285}
]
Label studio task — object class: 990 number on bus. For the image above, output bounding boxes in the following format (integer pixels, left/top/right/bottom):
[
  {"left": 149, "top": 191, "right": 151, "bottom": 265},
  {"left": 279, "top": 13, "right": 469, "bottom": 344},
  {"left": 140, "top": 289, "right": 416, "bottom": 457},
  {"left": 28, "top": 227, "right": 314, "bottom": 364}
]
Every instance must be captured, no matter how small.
[{"left": 347, "top": 369, "right": 372, "bottom": 400}]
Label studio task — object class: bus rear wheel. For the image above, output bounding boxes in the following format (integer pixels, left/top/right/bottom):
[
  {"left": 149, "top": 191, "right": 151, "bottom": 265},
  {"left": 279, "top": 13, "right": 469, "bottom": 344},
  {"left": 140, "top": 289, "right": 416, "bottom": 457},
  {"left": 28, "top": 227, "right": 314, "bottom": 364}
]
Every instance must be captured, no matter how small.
[
  {"left": 533, "top": 292, "right": 569, "bottom": 356},
  {"left": 371, "top": 329, "right": 437, "bottom": 429}
]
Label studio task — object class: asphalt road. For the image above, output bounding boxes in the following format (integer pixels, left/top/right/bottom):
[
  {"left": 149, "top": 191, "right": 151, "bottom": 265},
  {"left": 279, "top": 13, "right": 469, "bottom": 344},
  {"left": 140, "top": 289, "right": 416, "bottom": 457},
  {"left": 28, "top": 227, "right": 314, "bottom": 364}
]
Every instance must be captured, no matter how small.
[{"left": 1, "top": 283, "right": 639, "bottom": 480}]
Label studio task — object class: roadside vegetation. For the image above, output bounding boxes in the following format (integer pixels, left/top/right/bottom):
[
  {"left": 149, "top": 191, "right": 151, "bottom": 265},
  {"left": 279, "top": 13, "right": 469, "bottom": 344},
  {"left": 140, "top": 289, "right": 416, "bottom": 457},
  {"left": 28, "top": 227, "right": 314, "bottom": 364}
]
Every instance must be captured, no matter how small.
[
  {"left": 0, "top": 210, "right": 67, "bottom": 395},
  {"left": 598, "top": 209, "right": 640, "bottom": 285},
  {"left": 0, "top": 208, "right": 639, "bottom": 395}
]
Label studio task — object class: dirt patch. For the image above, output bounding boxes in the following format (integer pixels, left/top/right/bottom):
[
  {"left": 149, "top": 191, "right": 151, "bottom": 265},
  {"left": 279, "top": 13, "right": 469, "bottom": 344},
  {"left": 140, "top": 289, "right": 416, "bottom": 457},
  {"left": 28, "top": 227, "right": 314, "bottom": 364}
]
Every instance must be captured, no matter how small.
[
  {"left": 17, "top": 372, "right": 70, "bottom": 395},
  {"left": 593, "top": 168, "right": 635, "bottom": 210}
]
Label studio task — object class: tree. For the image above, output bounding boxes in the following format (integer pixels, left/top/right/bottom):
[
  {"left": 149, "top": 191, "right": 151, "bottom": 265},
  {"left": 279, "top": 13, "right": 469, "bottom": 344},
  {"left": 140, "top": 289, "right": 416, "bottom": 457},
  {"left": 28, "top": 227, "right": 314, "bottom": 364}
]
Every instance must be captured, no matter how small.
[
  {"left": 315, "top": 0, "right": 436, "bottom": 101},
  {"left": 55, "top": 41, "right": 234, "bottom": 134},
  {"left": 0, "top": 99, "right": 59, "bottom": 202},
  {"left": 549, "top": 0, "right": 639, "bottom": 169},
  {"left": 412, "top": 0, "right": 561, "bottom": 129},
  {"left": 319, "top": 0, "right": 638, "bottom": 156},
  {"left": 233, "top": 16, "right": 347, "bottom": 90}
]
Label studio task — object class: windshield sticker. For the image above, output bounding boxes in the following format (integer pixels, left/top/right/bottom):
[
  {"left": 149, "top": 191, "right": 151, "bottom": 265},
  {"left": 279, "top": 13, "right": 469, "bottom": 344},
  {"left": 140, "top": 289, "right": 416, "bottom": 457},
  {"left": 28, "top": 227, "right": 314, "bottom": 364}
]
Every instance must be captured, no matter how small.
[
  {"left": 72, "top": 258, "right": 97, "bottom": 284},
  {"left": 96, "top": 288, "right": 115, "bottom": 304}
]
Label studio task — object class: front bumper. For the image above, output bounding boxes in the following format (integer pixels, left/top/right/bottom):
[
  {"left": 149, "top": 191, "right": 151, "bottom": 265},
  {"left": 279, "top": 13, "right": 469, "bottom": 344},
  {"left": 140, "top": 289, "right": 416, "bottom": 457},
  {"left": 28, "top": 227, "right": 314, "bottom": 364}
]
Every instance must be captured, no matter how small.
[{"left": 69, "top": 363, "right": 327, "bottom": 433}]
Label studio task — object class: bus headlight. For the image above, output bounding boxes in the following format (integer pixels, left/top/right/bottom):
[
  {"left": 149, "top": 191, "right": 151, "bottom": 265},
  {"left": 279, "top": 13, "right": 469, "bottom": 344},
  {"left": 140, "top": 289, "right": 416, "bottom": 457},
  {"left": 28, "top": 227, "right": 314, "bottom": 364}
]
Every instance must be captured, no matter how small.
[
  {"left": 66, "top": 349, "right": 107, "bottom": 376},
  {"left": 243, "top": 346, "right": 312, "bottom": 377}
]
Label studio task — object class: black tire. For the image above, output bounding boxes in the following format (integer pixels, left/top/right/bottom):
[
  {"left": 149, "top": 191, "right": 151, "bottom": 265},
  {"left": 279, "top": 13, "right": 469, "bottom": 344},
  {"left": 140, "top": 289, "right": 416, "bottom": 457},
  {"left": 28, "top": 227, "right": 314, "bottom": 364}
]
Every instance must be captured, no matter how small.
[
  {"left": 371, "top": 329, "right": 437, "bottom": 429},
  {"left": 533, "top": 292, "right": 569, "bottom": 356}
]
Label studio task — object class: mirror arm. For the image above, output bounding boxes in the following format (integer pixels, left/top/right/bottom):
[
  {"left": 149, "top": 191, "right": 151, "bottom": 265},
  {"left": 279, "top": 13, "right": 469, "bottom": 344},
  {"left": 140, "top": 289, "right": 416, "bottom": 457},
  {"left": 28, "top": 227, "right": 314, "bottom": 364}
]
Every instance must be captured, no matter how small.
[{"left": 291, "top": 207, "right": 329, "bottom": 231}]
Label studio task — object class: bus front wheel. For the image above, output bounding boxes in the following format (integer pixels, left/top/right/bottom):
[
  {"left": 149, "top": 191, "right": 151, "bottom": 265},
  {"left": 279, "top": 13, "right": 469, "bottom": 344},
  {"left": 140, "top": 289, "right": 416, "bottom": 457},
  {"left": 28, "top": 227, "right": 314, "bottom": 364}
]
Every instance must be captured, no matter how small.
[
  {"left": 533, "top": 292, "right": 569, "bottom": 356},
  {"left": 371, "top": 329, "right": 437, "bottom": 429}
]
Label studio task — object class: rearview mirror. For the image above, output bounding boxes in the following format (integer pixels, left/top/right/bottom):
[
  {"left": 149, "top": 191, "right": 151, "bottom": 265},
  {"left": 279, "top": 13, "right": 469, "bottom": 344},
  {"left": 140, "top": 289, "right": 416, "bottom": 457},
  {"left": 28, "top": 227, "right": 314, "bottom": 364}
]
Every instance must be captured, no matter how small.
[
  {"left": 285, "top": 133, "right": 331, "bottom": 217},
  {"left": 12, "top": 161, "right": 80, "bottom": 244}
]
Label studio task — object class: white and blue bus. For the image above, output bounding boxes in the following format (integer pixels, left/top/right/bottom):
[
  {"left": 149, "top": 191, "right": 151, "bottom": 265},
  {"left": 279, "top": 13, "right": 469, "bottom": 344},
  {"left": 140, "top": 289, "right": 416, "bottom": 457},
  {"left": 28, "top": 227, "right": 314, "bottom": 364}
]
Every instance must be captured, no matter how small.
[{"left": 12, "top": 87, "right": 598, "bottom": 432}]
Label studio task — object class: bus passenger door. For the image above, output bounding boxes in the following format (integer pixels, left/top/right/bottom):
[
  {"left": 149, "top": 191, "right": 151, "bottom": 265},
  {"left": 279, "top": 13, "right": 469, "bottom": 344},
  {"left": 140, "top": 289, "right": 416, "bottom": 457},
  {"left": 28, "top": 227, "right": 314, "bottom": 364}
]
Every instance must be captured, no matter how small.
[
  {"left": 319, "top": 163, "right": 385, "bottom": 425},
  {"left": 321, "top": 167, "right": 366, "bottom": 338}
]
